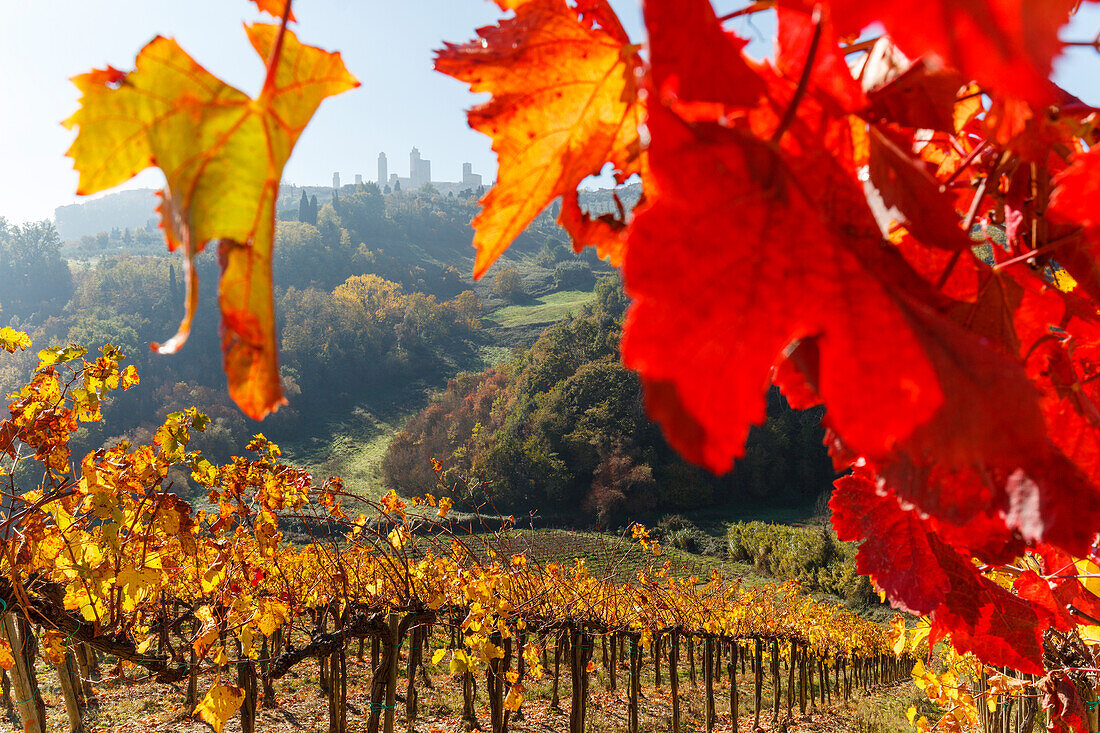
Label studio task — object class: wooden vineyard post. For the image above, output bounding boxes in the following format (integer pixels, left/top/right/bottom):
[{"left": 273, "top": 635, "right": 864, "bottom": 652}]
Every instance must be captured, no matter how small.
[
  {"left": 318, "top": 608, "right": 330, "bottom": 699},
  {"left": 512, "top": 630, "right": 525, "bottom": 722},
  {"left": 384, "top": 613, "right": 400, "bottom": 733},
  {"left": 186, "top": 637, "right": 198, "bottom": 711},
  {"left": 714, "top": 636, "right": 721, "bottom": 683},
  {"left": 703, "top": 637, "right": 715, "bottom": 733},
  {"left": 771, "top": 638, "right": 780, "bottom": 724},
  {"left": 462, "top": 671, "right": 477, "bottom": 727},
  {"left": 2, "top": 613, "right": 41, "bottom": 733},
  {"left": 728, "top": 640, "right": 738, "bottom": 733},
  {"left": 55, "top": 649, "right": 84, "bottom": 733},
  {"left": 238, "top": 638, "right": 259, "bottom": 733},
  {"left": 653, "top": 632, "right": 662, "bottom": 689},
  {"left": 332, "top": 643, "right": 348, "bottom": 733},
  {"left": 806, "top": 651, "right": 816, "bottom": 718},
  {"left": 752, "top": 637, "right": 763, "bottom": 731},
  {"left": 406, "top": 625, "right": 422, "bottom": 733},
  {"left": 798, "top": 645, "right": 807, "bottom": 719},
  {"left": 601, "top": 634, "right": 609, "bottom": 680},
  {"left": 670, "top": 630, "right": 681, "bottom": 733},
  {"left": 607, "top": 633, "right": 617, "bottom": 692},
  {"left": 74, "top": 645, "right": 98, "bottom": 709},
  {"left": 628, "top": 634, "right": 640, "bottom": 733},
  {"left": 787, "top": 640, "right": 796, "bottom": 719},
  {"left": 18, "top": 614, "right": 46, "bottom": 730},
  {"left": 688, "top": 635, "right": 697, "bottom": 686},
  {"left": 421, "top": 626, "right": 433, "bottom": 690},
  {"left": 550, "top": 630, "right": 565, "bottom": 710},
  {"left": 486, "top": 632, "right": 505, "bottom": 733},
  {"left": 819, "top": 659, "right": 826, "bottom": 706},
  {"left": 569, "top": 628, "right": 594, "bottom": 733},
  {"left": 261, "top": 633, "right": 277, "bottom": 708}
]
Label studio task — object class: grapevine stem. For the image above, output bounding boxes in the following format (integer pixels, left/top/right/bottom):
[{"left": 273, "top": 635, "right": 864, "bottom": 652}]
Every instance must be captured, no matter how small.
[
  {"left": 842, "top": 38, "right": 879, "bottom": 56},
  {"left": 770, "top": 5, "right": 823, "bottom": 145},
  {"left": 718, "top": 1, "right": 776, "bottom": 23},
  {"left": 941, "top": 141, "right": 990, "bottom": 189},
  {"left": 261, "top": 0, "right": 294, "bottom": 97}
]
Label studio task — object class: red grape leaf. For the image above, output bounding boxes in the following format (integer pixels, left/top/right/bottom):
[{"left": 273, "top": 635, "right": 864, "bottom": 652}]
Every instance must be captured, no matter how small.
[
  {"left": 866, "top": 126, "right": 975, "bottom": 251},
  {"left": 435, "top": 0, "right": 644, "bottom": 277},
  {"left": 831, "top": 465, "right": 950, "bottom": 615},
  {"left": 864, "top": 49, "right": 965, "bottom": 134},
  {"left": 1051, "top": 147, "right": 1100, "bottom": 304},
  {"left": 827, "top": 0, "right": 1077, "bottom": 106},
  {"left": 64, "top": 26, "right": 358, "bottom": 419},
  {"left": 1014, "top": 570, "right": 1077, "bottom": 633},
  {"left": 926, "top": 533, "right": 1050, "bottom": 674},
  {"left": 776, "top": 4, "right": 867, "bottom": 115},
  {"left": 622, "top": 0, "right": 942, "bottom": 473},
  {"left": 1040, "top": 674, "right": 1089, "bottom": 733},
  {"left": 1036, "top": 545, "right": 1100, "bottom": 624}
]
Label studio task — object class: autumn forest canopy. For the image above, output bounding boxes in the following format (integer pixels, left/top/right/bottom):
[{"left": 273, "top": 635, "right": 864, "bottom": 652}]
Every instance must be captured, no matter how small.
[{"left": 3, "top": 0, "right": 1100, "bottom": 731}]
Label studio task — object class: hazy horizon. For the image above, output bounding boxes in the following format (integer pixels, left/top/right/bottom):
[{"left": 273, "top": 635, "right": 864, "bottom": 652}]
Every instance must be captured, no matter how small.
[{"left": 2, "top": 1, "right": 1098, "bottom": 226}]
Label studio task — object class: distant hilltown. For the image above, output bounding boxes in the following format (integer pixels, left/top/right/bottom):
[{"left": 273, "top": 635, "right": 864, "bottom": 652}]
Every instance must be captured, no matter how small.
[
  {"left": 334, "top": 148, "right": 487, "bottom": 195},
  {"left": 53, "top": 147, "right": 491, "bottom": 239}
]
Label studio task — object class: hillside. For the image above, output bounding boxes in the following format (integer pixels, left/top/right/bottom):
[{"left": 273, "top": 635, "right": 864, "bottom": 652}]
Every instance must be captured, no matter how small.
[
  {"left": 381, "top": 280, "right": 836, "bottom": 528},
  {"left": 4, "top": 186, "right": 615, "bottom": 509}
]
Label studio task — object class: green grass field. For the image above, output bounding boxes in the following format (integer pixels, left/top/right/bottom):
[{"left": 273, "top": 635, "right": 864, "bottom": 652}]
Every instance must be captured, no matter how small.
[
  {"left": 283, "top": 409, "right": 410, "bottom": 505},
  {"left": 486, "top": 289, "right": 598, "bottom": 329}
]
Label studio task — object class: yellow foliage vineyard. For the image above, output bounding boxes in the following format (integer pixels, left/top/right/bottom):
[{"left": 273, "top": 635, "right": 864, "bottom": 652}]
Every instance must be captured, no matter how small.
[{"left": 0, "top": 335, "right": 896, "bottom": 732}]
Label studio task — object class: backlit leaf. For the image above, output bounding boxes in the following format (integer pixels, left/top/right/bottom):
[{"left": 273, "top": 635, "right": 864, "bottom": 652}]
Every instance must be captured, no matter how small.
[
  {"left": 64, "top": 24, "right": 358, "bottom": 419},
  {"left": 196, "top": 683, "right": 245, "bottom": 733},
  {"left": 435, "top": 0, "right": 644, "bottom": 276},
  {"left": 0, "top": 328, "right": 30, "bottom": 354}
]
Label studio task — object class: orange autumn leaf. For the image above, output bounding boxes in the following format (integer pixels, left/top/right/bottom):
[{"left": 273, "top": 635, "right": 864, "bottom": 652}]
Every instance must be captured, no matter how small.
[
  {"left": 250, "top": 0, "right": 296, "bottom": 22},
  {"left": 64, "top": 25, "right": 358, "bottom": 420},
  {"left": 435, "top": 0, "right": 644, "bottom": 277}
]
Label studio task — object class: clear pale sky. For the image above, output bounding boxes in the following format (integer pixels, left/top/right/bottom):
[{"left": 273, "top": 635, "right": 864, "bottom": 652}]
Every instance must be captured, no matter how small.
[{"left": 1, "top": 1, "right": 1098, "bottom": 225}]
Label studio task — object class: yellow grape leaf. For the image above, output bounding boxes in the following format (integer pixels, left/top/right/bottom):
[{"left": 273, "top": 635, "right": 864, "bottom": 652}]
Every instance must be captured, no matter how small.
[
  {"left": 435, "top": 0, "right": 644, "bottom": 277},
  {"left": 437, "top": 496, "right": 453, "bottom": 518},
  {"left": 42, "top": 631, "right": 67, "bottom": 666},
  {"left": 450, "top": 649, "right": 472, "bottom": 676},
  {"left": 0, "top": 640, "right": 12, "bottom": 671},
  {"left": 64, "top": 25, "right": 358, "bottom": 420},
  {"left": 236, "top": 623, "right": 254, "bottom": 660},
  {"left": 1075, "top": 557, "right": 1100, "bottom": 598},
  {"left": 504, "top": 686, "right": 524, "bottom": 712},
  {"left": 117, "top": 565, "right": 162, "bottom": 612},
  {"left": 480, "top": 640, "right": 504, "bottom": 663},
  {"left": 0, "top": 328, "right": 31, "bottom": 353},
  {"left": 256, "top": 598, "right": 289, "bottom": 637},
  {"left": 431, "top": 648, "right": 448, "bottom": 666},
  {"left": 196, "top": 683, "right": 245, "bottom": 733}
]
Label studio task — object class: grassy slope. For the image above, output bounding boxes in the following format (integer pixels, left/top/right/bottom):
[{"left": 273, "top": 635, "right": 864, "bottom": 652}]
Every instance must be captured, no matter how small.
[
  {"left": 279, "top": 287, "right": 599, "bottom": 504},
  {"left": 485, "top": 288, "right": 598, "bottom": 329}
]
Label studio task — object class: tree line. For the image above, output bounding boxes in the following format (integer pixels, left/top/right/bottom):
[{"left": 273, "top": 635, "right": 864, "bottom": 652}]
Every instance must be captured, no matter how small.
[{"left": 382, "top": 278, "right": 837, "bottom": 526}]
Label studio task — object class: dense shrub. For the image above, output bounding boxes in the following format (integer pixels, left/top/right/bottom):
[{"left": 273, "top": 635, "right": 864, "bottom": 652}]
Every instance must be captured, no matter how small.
[
  {"left": 727, "top": 521, "right": 876, "bottom": 606},
  {"left": 553, "top": 261, "right": 596, "bottom": 291},
  {"left": 654, "top": 515, "right": 725, "bottom": 557}
]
